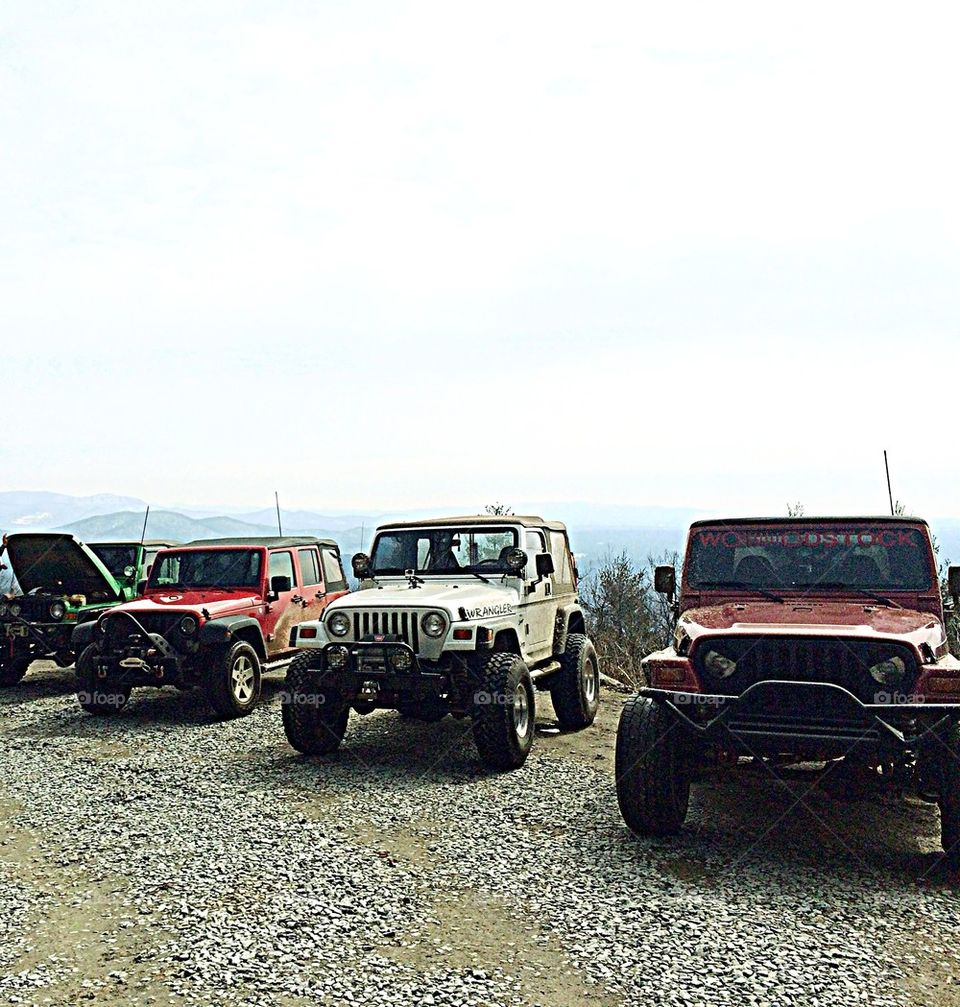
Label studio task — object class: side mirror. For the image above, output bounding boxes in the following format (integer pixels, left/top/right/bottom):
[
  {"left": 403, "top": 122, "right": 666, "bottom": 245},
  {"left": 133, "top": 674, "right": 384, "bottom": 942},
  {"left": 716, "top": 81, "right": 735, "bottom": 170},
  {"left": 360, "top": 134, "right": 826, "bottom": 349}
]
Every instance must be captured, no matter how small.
[
  {"left": 269, "top": 575, "right": 292, "bottom": 598},
  {"left": 535, "top": 553, "right": 555, "bottom": 577},
  {"left": 504, "top": 548, "right": 528, "bottom": 574},
  {"left": 352, "top": 553, "right": 372, "bottom": 579},
  {"left": 654, "top": 565, "right": 677, "bottom": 598},
  {"left": 949, "top": 566, "right": 960, "bottom": 604},
  {"left": 136, "top": 580, "right": 147, "bottom": 596}
]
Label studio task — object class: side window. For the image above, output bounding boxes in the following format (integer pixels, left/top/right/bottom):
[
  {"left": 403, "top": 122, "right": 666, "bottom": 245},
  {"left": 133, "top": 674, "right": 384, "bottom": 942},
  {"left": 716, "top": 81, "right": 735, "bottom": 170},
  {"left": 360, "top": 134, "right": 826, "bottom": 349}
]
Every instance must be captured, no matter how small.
[
  {"left": 143, "top": 549, "right": 160, "bottom": 579},
  {"left": 525, "top": 530, "right": 546, "bottom": 554},
  {"left": 268, "top": 551, "right": 296, "bottom": 588},
  {"left": 298, "top": 549, "right": 322, "bottom": 587},
  {"left": 549, "top": 531, "right": 575, "bottom": 589},
  {"left": 321, "top": 549, "right": 347, "bottom": 591}
]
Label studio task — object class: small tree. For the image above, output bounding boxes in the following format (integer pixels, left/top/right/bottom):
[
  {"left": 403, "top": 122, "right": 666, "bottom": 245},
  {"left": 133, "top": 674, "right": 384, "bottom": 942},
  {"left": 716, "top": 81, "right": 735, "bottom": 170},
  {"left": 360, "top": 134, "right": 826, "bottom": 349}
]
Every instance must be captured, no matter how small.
[
  {"left": 484, "top": 502, "right": 513, "bottom": 516},
  {"left": 787, "top": 502, "right": 805, "bottom": 517}
]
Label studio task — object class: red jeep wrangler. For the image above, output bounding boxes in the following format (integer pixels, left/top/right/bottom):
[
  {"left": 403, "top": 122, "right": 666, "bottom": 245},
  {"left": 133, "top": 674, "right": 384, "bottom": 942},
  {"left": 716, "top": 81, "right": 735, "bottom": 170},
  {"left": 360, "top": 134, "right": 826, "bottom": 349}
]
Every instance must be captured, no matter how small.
[
  {"left": 71, "top": 537, "right": 349, "bottom": 718},
  {"left": 615, "top": 517, "right": 960, "bottom": 863}
]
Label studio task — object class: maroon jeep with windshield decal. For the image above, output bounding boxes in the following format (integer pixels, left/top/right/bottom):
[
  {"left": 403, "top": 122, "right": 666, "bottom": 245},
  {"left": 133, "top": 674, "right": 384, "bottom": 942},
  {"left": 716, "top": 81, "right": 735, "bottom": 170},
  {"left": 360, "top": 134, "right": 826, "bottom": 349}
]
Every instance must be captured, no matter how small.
[
  {"left": 71, "top": 537, "right": 348, "bottom": 718},
  {"left": 615, "top": 516, "right": 960, "bottom": 864}
]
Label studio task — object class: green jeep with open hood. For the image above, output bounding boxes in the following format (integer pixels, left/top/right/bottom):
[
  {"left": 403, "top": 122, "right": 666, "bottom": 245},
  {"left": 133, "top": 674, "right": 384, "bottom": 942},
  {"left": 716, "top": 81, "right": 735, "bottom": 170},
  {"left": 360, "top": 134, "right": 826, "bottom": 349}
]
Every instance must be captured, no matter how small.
[{"left": 0, "top": 533, "right": 175, "bottom": 686}]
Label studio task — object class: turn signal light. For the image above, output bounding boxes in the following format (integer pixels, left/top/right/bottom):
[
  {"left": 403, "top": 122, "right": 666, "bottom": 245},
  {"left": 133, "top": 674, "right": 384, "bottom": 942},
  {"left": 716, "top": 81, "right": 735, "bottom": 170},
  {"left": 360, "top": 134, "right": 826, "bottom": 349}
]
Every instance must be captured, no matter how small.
[
  {"left": 925, "top": 677, "right": 960, "bottom": 696},
  {"left": 650, "top": 667, "right": 686, "bottom": 686}
]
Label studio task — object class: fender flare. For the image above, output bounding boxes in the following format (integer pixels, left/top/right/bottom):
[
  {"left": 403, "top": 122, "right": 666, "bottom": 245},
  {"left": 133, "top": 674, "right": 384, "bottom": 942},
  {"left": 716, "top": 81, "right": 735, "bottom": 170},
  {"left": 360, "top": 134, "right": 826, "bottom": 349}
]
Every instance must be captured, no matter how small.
[
  {"left": 200, "top": 616, "right": 267, "bottom": 660},
  {"left": 71, "top": 620, "right": 98, "bottom": 651}
]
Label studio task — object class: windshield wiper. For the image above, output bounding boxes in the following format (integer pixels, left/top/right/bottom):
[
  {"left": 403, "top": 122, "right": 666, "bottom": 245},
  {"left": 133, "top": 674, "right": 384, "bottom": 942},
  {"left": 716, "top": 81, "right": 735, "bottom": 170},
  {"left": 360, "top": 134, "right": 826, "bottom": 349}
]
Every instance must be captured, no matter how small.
[
  {"left": 808, "top": 584, "right": 902, "bottom": 609},
  {"left": 697, "top": 580, "right": 784, "bottom": 603}
]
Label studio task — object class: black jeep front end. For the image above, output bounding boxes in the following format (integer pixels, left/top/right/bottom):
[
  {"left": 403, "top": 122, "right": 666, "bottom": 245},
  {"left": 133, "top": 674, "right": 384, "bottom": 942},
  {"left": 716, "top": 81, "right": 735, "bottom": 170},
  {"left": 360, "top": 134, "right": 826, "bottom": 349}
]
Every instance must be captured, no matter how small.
[
  {"left": 0, "top": 594, "right": 80, "bottom": 680},
  {"left": 314, "top": 637, "right": 475, "bottom": 713},
  {"left": 79, "top": 609, "right": 201, "bottom": 688}
]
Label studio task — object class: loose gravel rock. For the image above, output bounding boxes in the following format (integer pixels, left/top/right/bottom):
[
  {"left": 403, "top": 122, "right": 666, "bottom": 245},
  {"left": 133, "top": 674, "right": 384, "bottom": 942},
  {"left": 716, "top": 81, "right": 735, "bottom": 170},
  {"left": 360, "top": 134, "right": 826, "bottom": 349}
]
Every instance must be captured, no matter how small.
[{"left": 0, "top": 664, "right": 958, "bottom": 1006}]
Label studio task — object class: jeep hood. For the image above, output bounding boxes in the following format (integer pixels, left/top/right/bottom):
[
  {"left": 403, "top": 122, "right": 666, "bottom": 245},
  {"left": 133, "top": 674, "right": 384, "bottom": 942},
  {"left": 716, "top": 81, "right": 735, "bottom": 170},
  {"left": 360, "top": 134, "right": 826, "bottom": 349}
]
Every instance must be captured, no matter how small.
[
  {"left": 3, "top": 533, "right": 125, "bottom": 600},
  {"left": 120, "top": 591, "right": 262, "bottom": 616},
  {"left": 680, "top": 600, "right": 946, "bottom": 651},
  {"left": 332, "top": 581, "right": 521, "bottom": 618}
]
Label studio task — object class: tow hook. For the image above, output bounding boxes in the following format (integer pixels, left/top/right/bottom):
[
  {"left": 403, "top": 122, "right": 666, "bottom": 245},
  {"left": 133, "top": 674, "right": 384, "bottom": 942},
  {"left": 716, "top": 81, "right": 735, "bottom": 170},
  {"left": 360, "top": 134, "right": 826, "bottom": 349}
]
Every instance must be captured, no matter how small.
[{"left": 359, "top": 680, "right": 380, "bottom": 702}]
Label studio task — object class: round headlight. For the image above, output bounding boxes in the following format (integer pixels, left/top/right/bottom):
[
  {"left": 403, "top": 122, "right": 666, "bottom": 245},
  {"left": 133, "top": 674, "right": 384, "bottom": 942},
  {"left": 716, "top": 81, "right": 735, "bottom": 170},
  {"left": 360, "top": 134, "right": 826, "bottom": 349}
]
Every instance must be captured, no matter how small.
[
  {"left": 9, "top": 603, "right": 21, "bottom": 618},
  {"left": 49, "top": 601, "right": 66, "bottom": 621},
  {"left": 390, "top": 649, "right": 413, "bottom": 672},
  {"left": 0, "top": 602, "right": 8, "bottom": 617},
  {"left": 421, "top": 612, "right": 446, "bottom": 638},
  {"left": 179, "top": 615, "right": 199, "bottom": 636},
  {"left": 328, "top": 612, "right": 351, "bottom": 637},
  {"left": 703, "top": 649, "right": 737, "bottom": 678},
  {"left": 869, "top": 655, "right": 907, "bottom": 686}
]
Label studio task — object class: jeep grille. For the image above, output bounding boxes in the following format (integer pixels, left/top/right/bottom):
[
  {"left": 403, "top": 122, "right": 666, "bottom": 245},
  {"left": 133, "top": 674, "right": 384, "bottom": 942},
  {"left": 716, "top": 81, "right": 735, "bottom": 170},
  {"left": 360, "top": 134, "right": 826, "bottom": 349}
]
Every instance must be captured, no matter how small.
[
  {"left": 693, "top": 636, "right": 919, "bottom": 704},
  {"left": 349, "top": 610, "right": 421, "bottom": 652}
]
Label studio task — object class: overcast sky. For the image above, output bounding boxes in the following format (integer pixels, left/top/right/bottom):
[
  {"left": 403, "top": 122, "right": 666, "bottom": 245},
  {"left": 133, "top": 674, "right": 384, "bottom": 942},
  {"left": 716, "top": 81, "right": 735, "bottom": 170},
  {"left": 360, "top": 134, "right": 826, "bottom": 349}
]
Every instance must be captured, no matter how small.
[{"left": 1, "top": 1, "right": 957, "bottom": 516}]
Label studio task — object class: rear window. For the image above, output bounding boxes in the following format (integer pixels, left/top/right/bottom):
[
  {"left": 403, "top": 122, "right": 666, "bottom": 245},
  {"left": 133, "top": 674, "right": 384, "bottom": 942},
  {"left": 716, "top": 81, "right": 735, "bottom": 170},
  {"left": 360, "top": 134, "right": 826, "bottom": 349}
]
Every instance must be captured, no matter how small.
[{"left": 686, "top": 524, "right": 934, "bottom": 592}]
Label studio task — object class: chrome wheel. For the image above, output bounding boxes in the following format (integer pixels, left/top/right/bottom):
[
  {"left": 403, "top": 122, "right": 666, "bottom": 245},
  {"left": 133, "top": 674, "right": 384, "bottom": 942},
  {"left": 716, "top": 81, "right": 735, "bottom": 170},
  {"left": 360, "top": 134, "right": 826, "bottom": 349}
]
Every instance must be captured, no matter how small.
[
  {"left": 231, "top": 654, "right": 256, "bottom": 704},
  {"left": 513, "top": 681, "right": 531, "bottom": 739},
  {"left": 582, "top": 654, "right": 599, "bottom": 704}
]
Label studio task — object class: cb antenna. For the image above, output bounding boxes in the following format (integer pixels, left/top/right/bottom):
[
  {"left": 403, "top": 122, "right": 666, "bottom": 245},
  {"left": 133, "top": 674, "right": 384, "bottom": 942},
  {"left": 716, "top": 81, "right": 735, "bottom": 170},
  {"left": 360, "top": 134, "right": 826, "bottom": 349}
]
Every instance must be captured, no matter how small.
[
  {"left": 275, "top": 491, "right": 283, "bottom": 536},
  {"left": 884, "top": 450, "right": 895, "bottom": 516},
  {"left": 140, "top": 505, "right": 150, "bottom": 546}
]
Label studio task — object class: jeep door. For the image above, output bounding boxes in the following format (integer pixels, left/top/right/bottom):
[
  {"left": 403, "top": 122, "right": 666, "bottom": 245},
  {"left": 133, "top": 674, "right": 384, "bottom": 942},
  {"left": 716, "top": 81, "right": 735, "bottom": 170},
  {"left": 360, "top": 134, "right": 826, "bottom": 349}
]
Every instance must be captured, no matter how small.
[
  {"left": 261, "top": 549, "right": 301, "bottom": 658},
  {"left": 295, "top": 546, "right": 332, "bottom": 625},
  {"left": 523, "top": 529, "right": 556, "bottom": 661}
]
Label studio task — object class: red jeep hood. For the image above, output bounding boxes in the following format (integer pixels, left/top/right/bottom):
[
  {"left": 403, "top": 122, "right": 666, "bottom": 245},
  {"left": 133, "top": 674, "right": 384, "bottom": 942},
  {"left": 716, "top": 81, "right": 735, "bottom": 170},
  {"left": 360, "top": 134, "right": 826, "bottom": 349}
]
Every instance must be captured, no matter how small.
[
  {"left": 119, "top": 590, "right": 261, "bottom": 616},
  {"left": 681, "top": 600, "right": 945, "bottom": 650}
]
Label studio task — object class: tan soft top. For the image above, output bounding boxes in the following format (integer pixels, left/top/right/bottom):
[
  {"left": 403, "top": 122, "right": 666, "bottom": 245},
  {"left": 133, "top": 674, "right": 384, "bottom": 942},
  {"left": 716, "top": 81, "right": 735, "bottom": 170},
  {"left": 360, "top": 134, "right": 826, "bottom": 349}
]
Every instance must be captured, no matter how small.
[{"left": 377, "top": 515, "right": 567, "bottom": 533}]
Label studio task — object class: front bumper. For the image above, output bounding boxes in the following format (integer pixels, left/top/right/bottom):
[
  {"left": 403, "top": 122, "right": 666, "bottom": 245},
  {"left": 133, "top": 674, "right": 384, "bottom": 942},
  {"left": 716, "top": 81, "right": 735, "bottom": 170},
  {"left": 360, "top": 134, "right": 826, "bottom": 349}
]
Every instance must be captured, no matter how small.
[
  {"left": 95, "top": 612, "right": 185, "bottom": 683},
  {"left": 643, "top": 680, "right": 960, "bottom": 758},
  {"left": 311, "top": 640, "right": 456, "bottom": 704},
  {"left": 2, "top": 619, "right": 72, "bottom": 656}
]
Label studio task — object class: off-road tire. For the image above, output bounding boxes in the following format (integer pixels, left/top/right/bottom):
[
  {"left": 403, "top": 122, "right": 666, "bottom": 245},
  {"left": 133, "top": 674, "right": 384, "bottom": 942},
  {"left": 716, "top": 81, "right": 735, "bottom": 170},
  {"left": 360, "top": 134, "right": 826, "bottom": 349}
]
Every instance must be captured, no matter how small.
[
  {"left": 282, "top": 652, "right": 349, "bottom": 755},
  {"left": 76, "top": 644, "right": 131, "bottom": 716},
  {"left": 472, "top": 652, "right": 535, "bottom": 771},
  {"left": 205, "top": 641, "right": 262, "bottom": 719},
  {"left": 0, "top": 655, "right": 31, "bottom": 687},
  {"left": 615, "top": 695, "right": 690, "bottom": 836},
  {"left": 937, "top": 720, "right": 960, "bottom": 867},
  {"left": 550, "top": 633, "right": 600, "bottom": 730}
]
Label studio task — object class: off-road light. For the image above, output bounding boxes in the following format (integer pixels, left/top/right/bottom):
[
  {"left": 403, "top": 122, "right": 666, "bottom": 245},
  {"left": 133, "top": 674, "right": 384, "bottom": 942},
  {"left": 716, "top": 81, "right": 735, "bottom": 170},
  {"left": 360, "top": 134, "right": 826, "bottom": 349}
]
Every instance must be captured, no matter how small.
[
  {"left": 504, "top": 548, "right": 527, "bottom": 574},
  {"left": 9, "top": 603, "right": 21, "bottom": 618},
  {"left": 870, "top": 655, "right": 907, "bottom": 686},
  {"left": 179, "top": 615, "right": 199, "bottom": 636},
  {"left": 0, "top": 603, "right": 7, "bottom": 617},
  {"left": 326, "top": 645, "right": 349, "bottom": 669},
  {"left": 328, "top": 612, "right": 351, "bottom": 637},
  {"left": 421, "top": 612, "right": 446, "bottom": 638},
  {"left": 97, "top": 617, "right": 110, "bottom": 635},
  {"left": 390, "top": 649, "right": 413, "bottom": 672},
  {"left": 703, "top": 649, "right": 737, "bottom": 678},
  {"left": 48, "top": 601, "right": 66, "bottom": 621}
]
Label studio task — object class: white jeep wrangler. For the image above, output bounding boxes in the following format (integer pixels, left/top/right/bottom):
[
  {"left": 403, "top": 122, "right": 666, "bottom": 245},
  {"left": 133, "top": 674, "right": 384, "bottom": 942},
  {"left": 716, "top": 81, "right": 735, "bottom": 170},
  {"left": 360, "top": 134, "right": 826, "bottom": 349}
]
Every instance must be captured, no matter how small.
[{"left": 282, "top": 515, "right": 600, "bottom": 770}]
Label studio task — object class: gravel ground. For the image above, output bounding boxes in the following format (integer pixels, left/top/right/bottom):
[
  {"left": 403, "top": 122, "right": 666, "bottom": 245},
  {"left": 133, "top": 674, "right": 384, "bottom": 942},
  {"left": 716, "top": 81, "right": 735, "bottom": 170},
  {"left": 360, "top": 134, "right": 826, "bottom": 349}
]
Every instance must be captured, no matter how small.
[{"left": 1, "top": 662, "right": 959, "bottom": 1007}]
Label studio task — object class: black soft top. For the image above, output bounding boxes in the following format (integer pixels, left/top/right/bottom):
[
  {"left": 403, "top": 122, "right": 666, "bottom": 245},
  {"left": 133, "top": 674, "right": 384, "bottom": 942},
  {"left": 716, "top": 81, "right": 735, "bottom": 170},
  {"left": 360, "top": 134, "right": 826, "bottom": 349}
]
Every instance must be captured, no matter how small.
[{"left": 181, "top": 536, "right": 340, "bottom": 550}]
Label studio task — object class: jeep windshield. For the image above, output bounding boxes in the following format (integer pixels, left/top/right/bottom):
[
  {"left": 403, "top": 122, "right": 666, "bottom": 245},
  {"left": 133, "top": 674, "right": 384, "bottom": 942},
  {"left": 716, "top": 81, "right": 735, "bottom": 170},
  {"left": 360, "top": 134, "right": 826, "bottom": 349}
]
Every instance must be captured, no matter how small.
[
  {"left": 90, "top": 544, "right": 138, "bottom": 580},
  {"left": 148, "top": 549, "right": 262, "bottom": 590},
  {"left": 687, "top": 523, "right": 934, "bottom": 593},
  {"left": 370, "top": 527, "right": 519, "bottom": 575}
]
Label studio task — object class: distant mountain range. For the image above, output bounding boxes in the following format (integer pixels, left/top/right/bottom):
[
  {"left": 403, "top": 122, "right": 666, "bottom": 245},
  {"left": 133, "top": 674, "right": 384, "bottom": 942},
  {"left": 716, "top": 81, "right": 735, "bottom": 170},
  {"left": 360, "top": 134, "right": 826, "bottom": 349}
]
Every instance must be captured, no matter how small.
[{"left": 2, "top": 490, "right": 959, "bottom": 573}]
